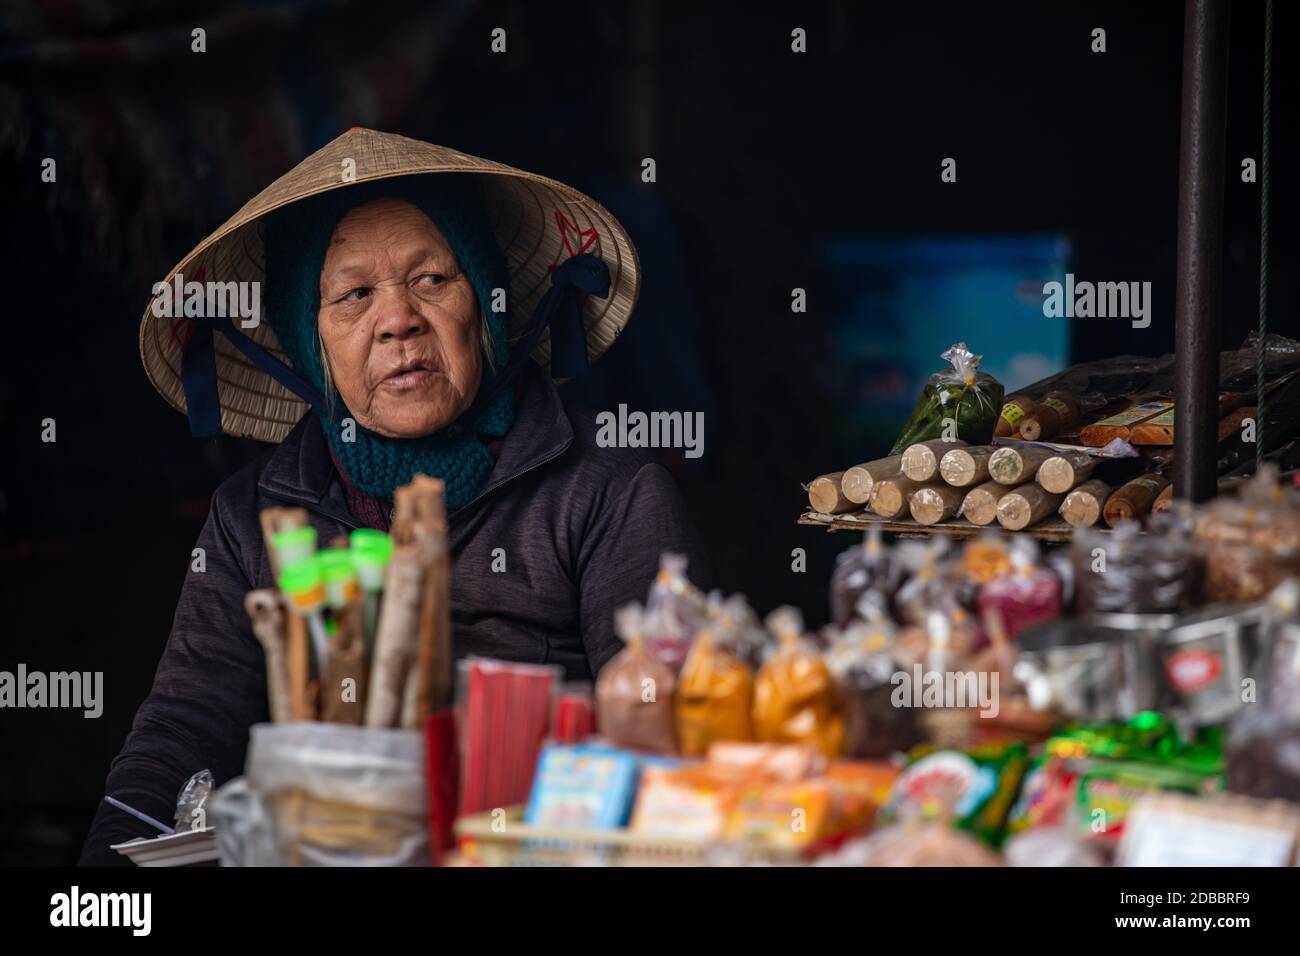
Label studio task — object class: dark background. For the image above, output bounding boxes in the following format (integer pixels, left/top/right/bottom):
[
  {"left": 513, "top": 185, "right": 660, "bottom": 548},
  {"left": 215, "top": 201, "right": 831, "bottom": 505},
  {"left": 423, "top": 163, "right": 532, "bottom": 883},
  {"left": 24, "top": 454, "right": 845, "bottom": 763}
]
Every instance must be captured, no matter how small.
[{"left": 1, "top": 0, "right": 1295, "bottom": 864}]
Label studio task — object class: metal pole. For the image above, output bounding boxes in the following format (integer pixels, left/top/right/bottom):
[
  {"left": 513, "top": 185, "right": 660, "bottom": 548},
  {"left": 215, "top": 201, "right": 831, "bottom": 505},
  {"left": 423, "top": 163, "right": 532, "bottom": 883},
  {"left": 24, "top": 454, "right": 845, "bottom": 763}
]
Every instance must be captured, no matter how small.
[{"left": 1174, "top": 0, "right": 1230, "bottom": 502}]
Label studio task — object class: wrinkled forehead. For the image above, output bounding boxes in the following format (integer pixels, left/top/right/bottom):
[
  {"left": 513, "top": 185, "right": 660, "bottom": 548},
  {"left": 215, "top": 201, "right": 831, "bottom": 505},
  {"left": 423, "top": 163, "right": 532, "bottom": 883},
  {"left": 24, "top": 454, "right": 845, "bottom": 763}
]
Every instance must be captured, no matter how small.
[
  {"left": 328, "top": 198, "right": 449, "bottom": 251},
  {"left": 323, "top": 198, "right": 456, "bottom": 276}
]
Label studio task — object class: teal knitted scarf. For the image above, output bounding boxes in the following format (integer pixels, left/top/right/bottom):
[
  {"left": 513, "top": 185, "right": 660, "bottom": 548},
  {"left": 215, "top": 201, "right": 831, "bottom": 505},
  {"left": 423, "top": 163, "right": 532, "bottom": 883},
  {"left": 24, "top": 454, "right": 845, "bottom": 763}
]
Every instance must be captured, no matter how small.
[{"left": 263, "top": 176, "right": 515, "bottom": 510}]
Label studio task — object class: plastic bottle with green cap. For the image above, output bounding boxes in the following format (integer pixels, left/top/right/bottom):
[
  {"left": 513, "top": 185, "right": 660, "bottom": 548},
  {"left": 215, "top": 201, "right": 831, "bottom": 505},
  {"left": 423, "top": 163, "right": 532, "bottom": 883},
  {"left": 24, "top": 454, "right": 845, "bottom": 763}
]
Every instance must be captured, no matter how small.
[
  {"left": 319, "top": 548, "right": 360, "bottom": 610},
  {"left": 351, "top": 529, "right": 393, "bottom": 653},
  {"left": 350, "top": 529, "right": 393, "bottom": 592},
  {"left": 272, "top": 526, "right": 318, "bottom": 568}
]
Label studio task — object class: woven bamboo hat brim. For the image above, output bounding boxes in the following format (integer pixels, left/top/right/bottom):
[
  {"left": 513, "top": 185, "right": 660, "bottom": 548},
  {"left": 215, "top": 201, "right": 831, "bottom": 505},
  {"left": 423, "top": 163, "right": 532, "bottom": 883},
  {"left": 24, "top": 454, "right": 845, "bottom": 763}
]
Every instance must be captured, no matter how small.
[{"left": 139, "top": 127, "right": 640, "bottom": 443}]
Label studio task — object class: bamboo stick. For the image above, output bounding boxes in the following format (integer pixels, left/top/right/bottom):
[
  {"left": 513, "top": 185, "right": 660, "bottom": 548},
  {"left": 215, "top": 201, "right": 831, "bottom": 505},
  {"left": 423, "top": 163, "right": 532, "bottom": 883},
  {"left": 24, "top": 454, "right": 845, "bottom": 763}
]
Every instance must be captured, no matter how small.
[
  {"left": 1059, "top": 479, "right": 1112, "bottom": 528},
  {"left": 989, "top": 444, "right": 1055, "bottom": 485},
  {"left": 909, "top": 484, "right": 967, "bottom": 525},
  {"left": 939, "top": 446, "right": 996, "bottom": 487},
  {"left": 841, "top": 456, "right": 903, "bottom": 504},
  {"left": 960, "top": 480, "right": 1017, "bottom": 526},
  {"left": 808, "top": 472, "right": 855, "bottom": 514},
  {"left": 1037, "top": 450, "right": 1097, "bottom": 494},
  {"left": 872, "top": 475, "right": 930, "bottom": 519},
  {"left": 902, "top": 439, "right": 966, "bottom": 482},
  {"left": 996, "top": 485, "right": 1065, "bottom": 531}
]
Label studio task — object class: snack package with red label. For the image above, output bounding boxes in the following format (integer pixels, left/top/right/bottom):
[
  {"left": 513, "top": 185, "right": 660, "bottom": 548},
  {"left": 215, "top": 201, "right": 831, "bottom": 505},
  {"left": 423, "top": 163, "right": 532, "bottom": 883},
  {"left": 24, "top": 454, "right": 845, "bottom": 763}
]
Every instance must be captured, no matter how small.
[
  {"left": 882, "top": 740, "right": 1029, "bottom": 847},
  {"left": 1009, "top": 714, "right": 1224, "bottom": 843}
]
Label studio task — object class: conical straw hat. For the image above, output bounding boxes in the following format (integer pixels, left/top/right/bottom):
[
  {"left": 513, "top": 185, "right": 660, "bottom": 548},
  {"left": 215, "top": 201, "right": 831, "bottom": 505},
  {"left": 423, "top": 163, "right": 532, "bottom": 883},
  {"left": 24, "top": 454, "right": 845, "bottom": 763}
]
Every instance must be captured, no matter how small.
[{"left": 139, "top": 128, "right": 640, "bottom": 443}]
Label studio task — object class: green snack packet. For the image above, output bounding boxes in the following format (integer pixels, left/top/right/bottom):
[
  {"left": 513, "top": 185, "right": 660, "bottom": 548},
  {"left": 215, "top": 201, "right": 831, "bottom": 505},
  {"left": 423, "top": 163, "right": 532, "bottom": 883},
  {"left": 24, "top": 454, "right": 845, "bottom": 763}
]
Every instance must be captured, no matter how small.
[
  {"left": 883, "top": 740, "right": 1029, "bottom": 847},
  {"left": 1076, "top": 760, "right": 1222, "bottom": 843},
  {"left": 890, "top": 342, "right": 1005, "bottom": 454}
]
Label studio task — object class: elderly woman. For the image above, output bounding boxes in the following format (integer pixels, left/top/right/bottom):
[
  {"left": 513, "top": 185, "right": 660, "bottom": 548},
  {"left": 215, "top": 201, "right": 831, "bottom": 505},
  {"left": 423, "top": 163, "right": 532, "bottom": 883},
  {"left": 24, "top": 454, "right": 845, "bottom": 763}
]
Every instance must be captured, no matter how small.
[{"left": 81, "top": 130, "right": 706, "bottom": 863}]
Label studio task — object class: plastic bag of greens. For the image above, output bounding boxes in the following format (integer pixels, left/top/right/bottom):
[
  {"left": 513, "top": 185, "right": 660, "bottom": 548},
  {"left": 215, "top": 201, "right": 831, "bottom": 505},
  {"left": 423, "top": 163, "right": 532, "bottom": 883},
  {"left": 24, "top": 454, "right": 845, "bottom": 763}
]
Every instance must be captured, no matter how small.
[{"left": 890, "top": 343, "right": 1005, "bottom": 454}]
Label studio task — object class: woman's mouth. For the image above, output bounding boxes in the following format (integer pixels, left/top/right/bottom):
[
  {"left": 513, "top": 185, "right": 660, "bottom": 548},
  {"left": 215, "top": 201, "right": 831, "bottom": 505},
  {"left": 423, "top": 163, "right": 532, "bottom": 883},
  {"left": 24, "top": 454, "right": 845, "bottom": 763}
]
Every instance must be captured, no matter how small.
[{"left": 381, "top": 363, "right": 438, "bottom": 390}]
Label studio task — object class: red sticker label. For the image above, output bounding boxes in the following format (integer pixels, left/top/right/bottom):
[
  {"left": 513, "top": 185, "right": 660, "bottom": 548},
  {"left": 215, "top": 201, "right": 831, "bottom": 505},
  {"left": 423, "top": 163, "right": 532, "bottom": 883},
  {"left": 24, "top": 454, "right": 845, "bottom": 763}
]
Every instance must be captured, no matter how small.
[{"left": 1165, "top": 650, "right": 1222, "bottom": 693}]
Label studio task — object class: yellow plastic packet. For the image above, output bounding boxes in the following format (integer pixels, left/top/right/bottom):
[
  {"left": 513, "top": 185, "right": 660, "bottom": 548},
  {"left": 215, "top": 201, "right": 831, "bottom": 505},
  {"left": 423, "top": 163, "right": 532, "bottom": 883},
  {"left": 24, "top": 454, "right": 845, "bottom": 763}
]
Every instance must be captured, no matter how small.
[
  {"left": 753, "top": 607, "right": 845, "bottom": 757},
  {"left": 675, "top": 627, "right": 755, "bottom": 756}
]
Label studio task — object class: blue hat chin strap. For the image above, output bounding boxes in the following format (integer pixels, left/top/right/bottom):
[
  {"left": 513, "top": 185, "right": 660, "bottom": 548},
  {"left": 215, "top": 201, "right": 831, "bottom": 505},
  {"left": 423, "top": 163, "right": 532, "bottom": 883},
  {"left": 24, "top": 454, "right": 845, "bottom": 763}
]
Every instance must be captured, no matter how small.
[{"left": 179, "top": 252, "right": 610, "bottom": 439}]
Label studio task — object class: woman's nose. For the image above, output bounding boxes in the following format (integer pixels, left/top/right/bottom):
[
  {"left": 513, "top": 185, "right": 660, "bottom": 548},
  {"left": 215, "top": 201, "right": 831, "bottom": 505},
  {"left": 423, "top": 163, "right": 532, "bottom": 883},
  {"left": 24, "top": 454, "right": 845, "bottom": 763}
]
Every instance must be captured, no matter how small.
[{"left": 372, "top": 289, "right": 429, "bottom": 342}]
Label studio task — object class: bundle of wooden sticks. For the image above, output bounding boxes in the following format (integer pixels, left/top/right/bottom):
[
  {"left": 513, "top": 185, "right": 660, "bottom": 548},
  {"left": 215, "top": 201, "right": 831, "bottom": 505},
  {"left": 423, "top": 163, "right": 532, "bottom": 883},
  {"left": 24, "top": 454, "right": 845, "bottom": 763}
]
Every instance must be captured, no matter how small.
[{"left": 244, "top": 474, "right": 452, "bottom": 730}]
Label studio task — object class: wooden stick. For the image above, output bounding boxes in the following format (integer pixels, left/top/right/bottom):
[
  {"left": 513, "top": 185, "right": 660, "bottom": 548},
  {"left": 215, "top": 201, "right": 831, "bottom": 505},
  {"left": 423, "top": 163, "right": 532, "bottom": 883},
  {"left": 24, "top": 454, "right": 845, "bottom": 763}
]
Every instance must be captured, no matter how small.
[
  {"left": 989, "top": 444, "right": 1055, "bottom": 485},
  {"left": 841, "top": 456, "right": 902, "bottom": 504},
  {"left": 258, "top": 507, "right": 312, "bottom": 720},
  {"left": 1018, "top": 394, "right": 1080, "bottom": 441},
  {"left": 245, "top": 590, "right": 292, "bottom": 723},
  {"left": 960, "top": 480, "right": 1016, "bottom": 526},
  {"left": 871, "top": 475, "right": 931, "bottom": 519},
  {"left": 364, "top": 532, "right": 434, "bottom": 728},
  {"left": 909, "top": 484, "right": 967, "bottom": 525},
  {"left": 1060, "top": 479, "right": 1112, "bottom": 528},
  {"left": 397, "top": 476, "right": 452, "bottom": 728},
  {"left": 1103, "top": 474, "right": 1169, "bottom": 527},
  {"left": 901, "top": 439, "right": 966, "bottom": 482},
  {"left": 286, "top": 616, "right": 312, "bottom": 721},
  {"left": 321, "top": 601, "right": 367, "bottom": 724},
  {"left": 807, "top": 472, "right": 856, "bottom": 514},
  {"left": 1150, "top": 483, "right": 1176, "bottom": 515},
  {"left": 996, "top": 485, "right": 1065, "bottom": 530},
  {"left": 938, "top": 445, "right": 995, "bottom": 487},
  {"left": 1037, "top": 450, "right": 1097, "bottom": 494}
]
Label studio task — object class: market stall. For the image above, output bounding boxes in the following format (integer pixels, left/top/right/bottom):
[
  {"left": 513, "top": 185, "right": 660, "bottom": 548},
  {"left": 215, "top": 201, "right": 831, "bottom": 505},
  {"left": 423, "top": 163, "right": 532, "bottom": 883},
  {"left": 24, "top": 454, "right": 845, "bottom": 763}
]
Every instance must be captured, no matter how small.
[{"left": 111, "top": 437, "right": 1300, "bottom": 866}]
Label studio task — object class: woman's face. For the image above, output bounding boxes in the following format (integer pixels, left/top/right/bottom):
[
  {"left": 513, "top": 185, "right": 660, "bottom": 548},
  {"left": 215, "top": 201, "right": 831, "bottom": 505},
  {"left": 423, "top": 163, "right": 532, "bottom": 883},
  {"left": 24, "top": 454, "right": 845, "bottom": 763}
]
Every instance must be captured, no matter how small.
[{"left": 317, "top": 198, "right": 482, "bottom": 438}]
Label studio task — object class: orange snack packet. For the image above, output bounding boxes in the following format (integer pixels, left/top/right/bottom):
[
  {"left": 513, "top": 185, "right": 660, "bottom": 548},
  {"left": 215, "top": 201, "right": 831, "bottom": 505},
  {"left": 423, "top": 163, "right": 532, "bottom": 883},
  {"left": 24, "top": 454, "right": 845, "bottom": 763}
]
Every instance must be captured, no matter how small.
[
  {"left": 675, "top": 628, "right": 755, "bottom": 756},
  {"left": 724, "top": 779, "right": 834, "bottom": 848},
  {"left": 825, "top": 760, "right": 902, "bottom": 833},
  {"left": 753, "top": 608, "right": 846, "bottom": 757},
  {"left": 630, "top": 765, "right": 745, "bottom": 840}
]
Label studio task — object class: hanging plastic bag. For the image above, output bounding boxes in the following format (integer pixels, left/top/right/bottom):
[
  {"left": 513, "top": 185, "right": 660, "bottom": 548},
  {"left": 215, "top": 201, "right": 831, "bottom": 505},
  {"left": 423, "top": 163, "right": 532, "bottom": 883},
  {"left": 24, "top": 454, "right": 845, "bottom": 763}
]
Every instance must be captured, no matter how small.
[
  {"left": 753, "top": 607, "right": 845, "bottom": 757},
  {"left": 1226, "top": 582, "right": 1300, "bottom": 801},
  {"left": 643, "top": 553, "right": 709, "bottom": 673},
  {"left": 976, "top": 537, "right": 1063, "bottom": 642},
  {"left": 829, "top": 526, "right": 901, "bottom": 628},
  {"left": 706, "top": 592, "right": 771, "bottom": 670},
  {"left": 1192, "top": 465, "right": 1300, "bottom": 603},
  {"left": 675, "top": 625, "right": 755, "bottom": 756},
  {"left": 826, "top": 607, "right": 923, "bottom": 759},
  {"left": 595, "top": 603, "right": 678, "bottom": 754},
  {"left": 890, "top": 342, "right": 1005, "bottom": 454}
]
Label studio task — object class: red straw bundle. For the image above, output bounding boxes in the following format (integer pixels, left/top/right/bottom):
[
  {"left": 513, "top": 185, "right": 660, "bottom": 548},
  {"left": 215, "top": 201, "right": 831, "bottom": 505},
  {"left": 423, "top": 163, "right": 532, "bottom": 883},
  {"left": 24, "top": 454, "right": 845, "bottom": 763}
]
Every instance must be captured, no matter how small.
[{"left": 458, "top": 658, "right": 559, "bottom": 814}]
